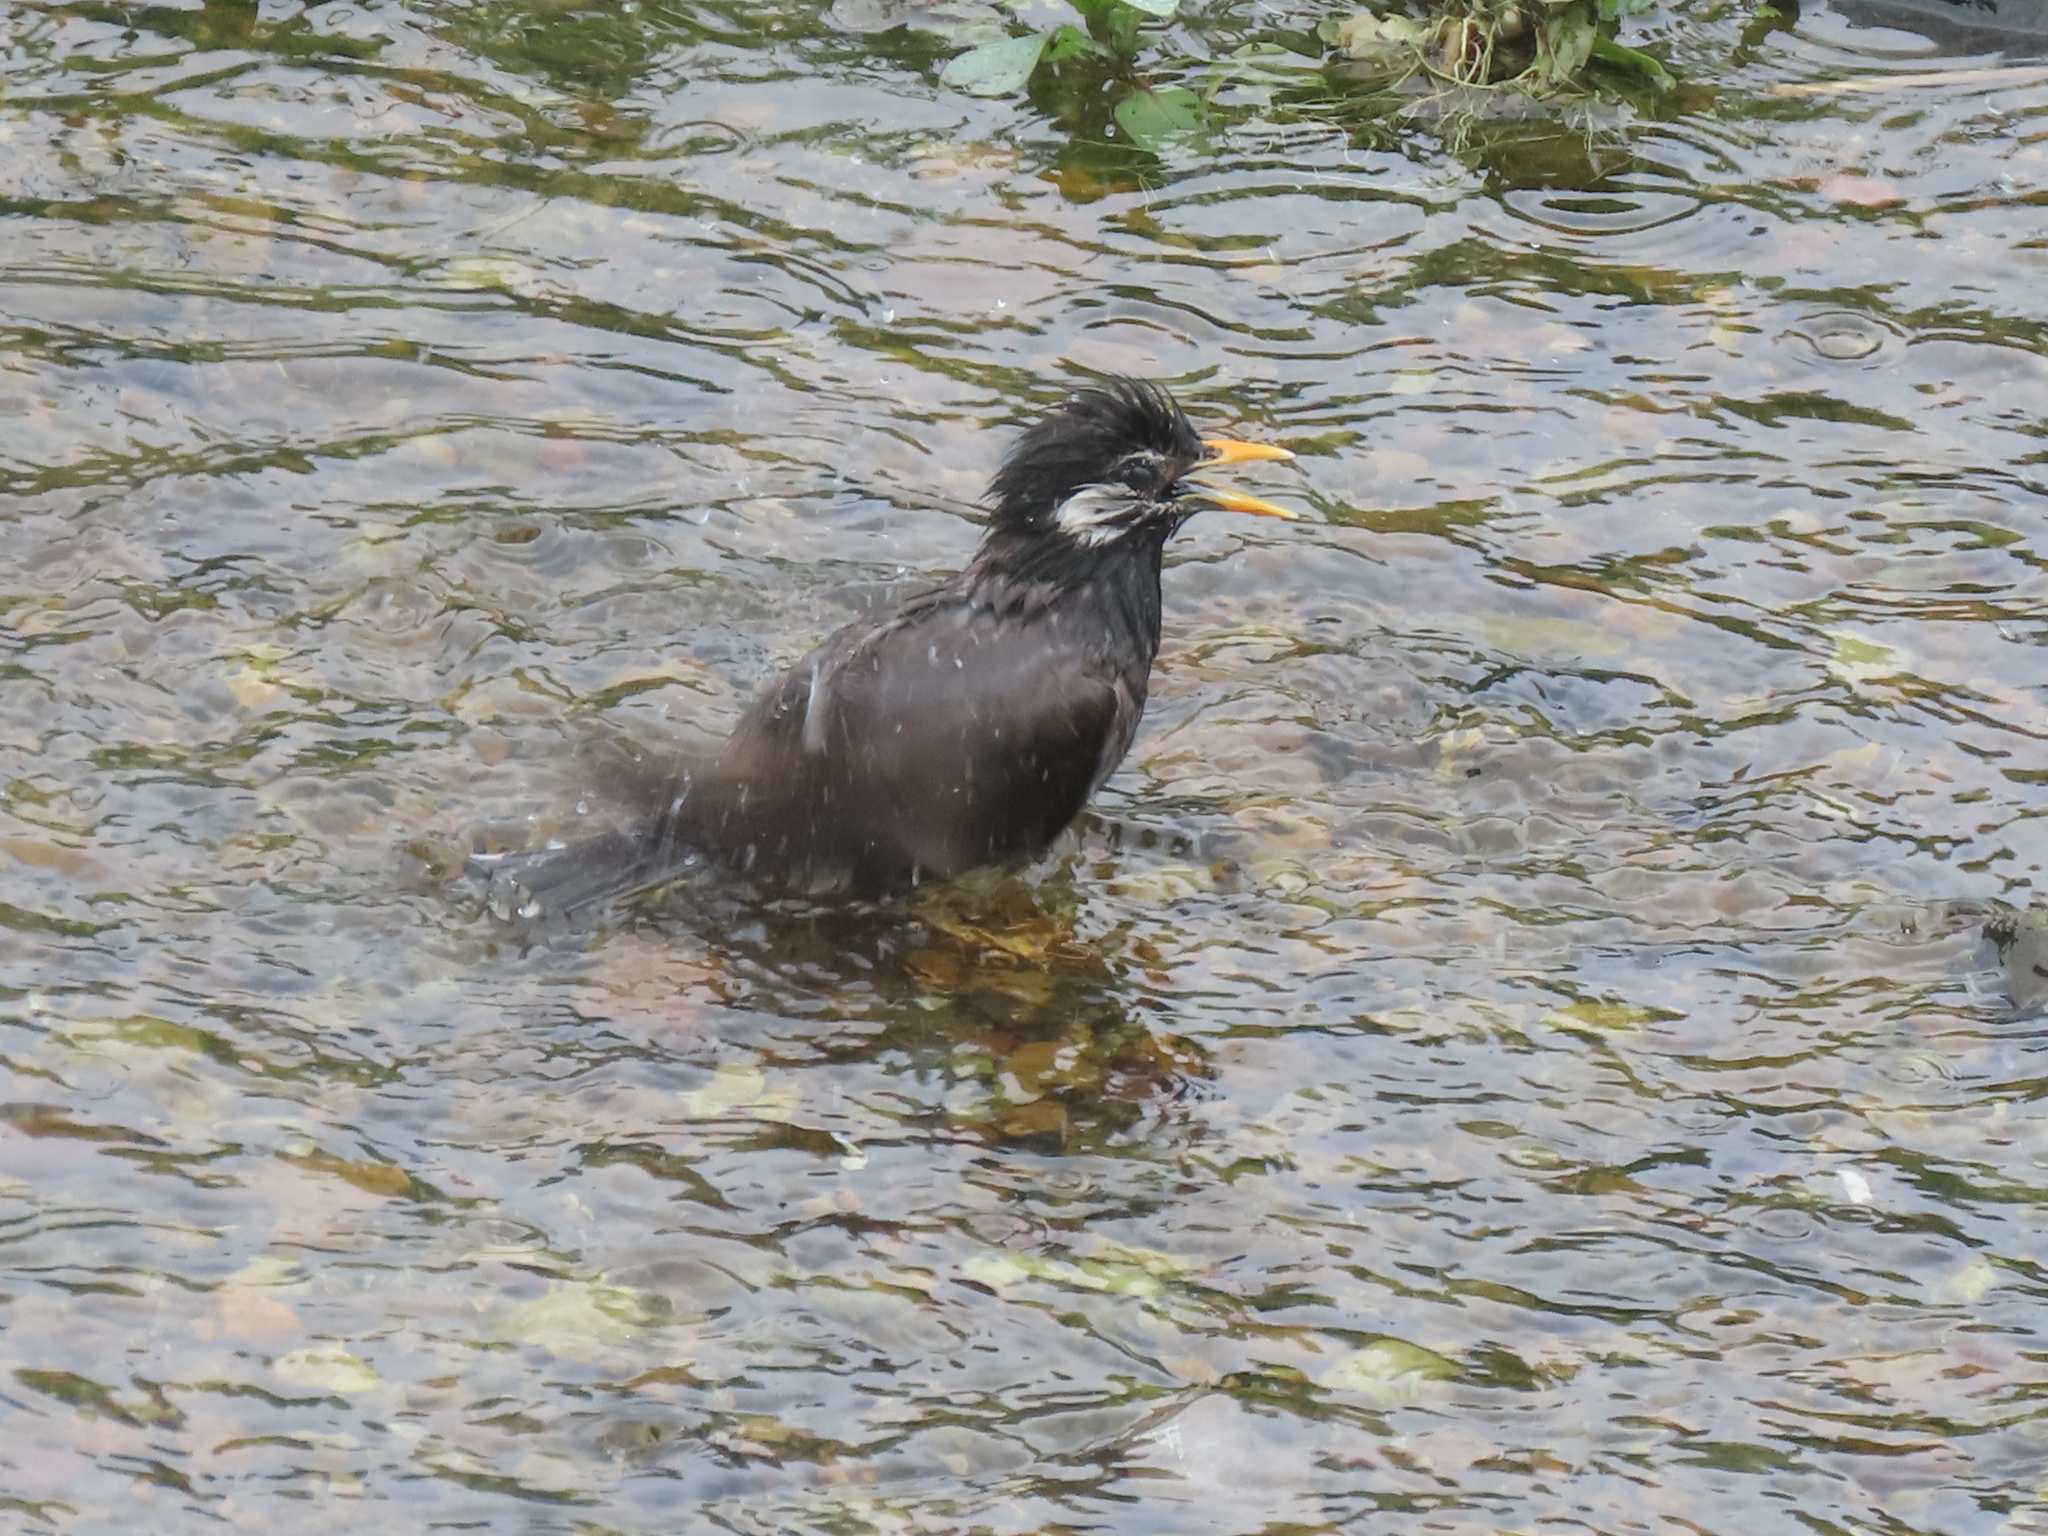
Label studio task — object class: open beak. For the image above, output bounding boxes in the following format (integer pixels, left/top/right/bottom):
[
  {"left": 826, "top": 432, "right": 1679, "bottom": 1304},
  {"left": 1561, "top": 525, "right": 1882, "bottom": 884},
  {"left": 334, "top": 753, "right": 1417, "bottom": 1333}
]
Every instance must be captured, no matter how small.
[
  {"left": 1201, "top": 436, "right": 1295, "bottom": 468},
  {"left": 1186, "top": 435, "right": 1298, "bottom": 519},
  {"left": 1184, "top": 485, "right": 1297, "bottom": 519}
]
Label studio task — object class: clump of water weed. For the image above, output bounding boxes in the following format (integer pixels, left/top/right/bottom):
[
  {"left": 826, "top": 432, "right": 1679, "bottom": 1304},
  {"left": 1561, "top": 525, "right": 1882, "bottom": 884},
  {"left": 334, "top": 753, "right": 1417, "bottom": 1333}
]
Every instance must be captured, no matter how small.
[{"left": 1323, "top": 0, "right": 1670, "bottom": 99}]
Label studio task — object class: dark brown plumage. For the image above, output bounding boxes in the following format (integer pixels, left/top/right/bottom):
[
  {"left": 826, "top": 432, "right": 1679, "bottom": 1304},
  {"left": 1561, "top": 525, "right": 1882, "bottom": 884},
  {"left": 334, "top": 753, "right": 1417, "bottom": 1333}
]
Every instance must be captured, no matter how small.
[{"left": 472, "top": 379, "right": 1294, "bottom": 918}]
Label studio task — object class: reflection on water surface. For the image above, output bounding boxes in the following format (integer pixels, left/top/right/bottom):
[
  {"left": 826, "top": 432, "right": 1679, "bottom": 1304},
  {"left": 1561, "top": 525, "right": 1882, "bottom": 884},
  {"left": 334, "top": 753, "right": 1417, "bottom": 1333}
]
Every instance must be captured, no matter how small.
[{"left": 3, "top": 1, "right": 2047, "bottom": 1531}]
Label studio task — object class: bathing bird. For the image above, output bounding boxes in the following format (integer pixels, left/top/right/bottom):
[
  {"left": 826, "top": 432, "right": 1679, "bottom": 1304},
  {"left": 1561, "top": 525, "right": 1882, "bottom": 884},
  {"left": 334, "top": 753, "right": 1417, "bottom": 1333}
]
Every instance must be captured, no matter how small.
[{"left": 472, "top": 379, "right": 1296, "bottom": 917}]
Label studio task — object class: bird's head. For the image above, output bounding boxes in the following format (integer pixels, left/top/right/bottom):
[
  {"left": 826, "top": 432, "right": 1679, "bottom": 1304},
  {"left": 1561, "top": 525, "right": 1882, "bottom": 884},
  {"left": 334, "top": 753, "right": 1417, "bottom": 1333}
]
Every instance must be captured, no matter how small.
[{"left": 986, "top": 379, "right": 1295, "bottom": 553}]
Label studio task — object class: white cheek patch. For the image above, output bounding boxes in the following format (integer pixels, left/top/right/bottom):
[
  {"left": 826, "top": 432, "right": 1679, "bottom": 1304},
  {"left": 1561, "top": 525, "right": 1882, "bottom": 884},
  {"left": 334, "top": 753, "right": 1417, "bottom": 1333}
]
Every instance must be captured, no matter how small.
[{"left": 1052, "top": 483, "right": 1141, "bottom": 547}]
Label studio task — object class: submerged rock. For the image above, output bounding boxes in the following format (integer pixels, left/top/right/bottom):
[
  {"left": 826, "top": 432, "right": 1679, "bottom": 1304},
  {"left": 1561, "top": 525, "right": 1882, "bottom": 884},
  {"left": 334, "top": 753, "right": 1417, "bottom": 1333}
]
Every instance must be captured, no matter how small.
[{"left": 1986, "top": 903, "right": 2048, "bottom": 1014}]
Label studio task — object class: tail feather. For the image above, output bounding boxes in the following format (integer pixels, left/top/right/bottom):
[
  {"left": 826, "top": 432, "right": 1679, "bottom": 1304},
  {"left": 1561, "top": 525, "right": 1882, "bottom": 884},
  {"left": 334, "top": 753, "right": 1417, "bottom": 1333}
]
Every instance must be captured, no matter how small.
[{"left": 468, "top": 823, "right": 690, "bottom": 921}]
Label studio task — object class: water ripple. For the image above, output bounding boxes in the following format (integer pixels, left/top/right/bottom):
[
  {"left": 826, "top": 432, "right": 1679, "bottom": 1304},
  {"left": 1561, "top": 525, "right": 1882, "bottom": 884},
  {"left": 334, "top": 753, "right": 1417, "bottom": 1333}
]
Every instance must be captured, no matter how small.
[{"left": 4, "top": 0, "right": 2048, "bottom": 1529}]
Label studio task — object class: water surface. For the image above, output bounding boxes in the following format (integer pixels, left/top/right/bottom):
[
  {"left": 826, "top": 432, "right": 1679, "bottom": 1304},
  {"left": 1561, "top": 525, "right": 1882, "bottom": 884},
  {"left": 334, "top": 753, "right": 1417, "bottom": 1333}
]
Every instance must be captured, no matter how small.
[{"left": 4, "top": 2, "right": 2047, "bottom": 1531}]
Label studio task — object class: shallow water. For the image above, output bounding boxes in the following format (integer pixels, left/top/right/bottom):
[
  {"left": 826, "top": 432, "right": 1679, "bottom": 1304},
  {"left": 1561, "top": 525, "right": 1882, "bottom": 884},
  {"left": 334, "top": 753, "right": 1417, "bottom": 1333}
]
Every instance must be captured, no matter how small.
[{"left": 4, "top": 2, "right": 2048, "bottom": 1531}]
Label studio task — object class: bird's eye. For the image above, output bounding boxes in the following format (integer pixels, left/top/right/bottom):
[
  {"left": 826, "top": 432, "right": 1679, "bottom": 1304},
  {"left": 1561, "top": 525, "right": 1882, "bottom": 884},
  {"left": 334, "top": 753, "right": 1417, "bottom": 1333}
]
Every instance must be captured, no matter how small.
[{"left": 1116, "top": 454, "right": 1160, "bottom": 491}]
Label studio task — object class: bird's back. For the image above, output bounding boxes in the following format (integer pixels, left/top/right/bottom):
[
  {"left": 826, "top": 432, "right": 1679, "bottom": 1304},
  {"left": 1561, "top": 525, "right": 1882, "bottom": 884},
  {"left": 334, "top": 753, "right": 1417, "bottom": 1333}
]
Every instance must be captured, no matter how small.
[
  {"left": 680, "top": 557, "right": 1159, "bottom": 892},
  {"left": 466, "top": 377, "right": 1297, "bottom": 920}
]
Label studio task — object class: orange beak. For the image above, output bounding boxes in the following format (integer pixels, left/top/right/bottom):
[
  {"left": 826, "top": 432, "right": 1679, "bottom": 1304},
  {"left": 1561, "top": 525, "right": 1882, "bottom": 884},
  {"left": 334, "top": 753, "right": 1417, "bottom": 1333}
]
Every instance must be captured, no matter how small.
[
  {"left": 1187, "top": 435, "right": 1298, "bottom": 519},
  {"left": 1187, "top": 486, "right": 1296, "bottom": 519},
  {"left": 1200, "top": 436, "right": 1296, "bottom": 467}
]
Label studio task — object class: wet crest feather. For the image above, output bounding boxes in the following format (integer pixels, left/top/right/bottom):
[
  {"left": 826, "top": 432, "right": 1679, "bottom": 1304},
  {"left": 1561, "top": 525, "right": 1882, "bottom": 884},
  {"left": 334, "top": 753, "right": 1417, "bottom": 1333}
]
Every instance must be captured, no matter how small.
[{"left": 986, "top": 379, "right": 1203, "bottom": 532}]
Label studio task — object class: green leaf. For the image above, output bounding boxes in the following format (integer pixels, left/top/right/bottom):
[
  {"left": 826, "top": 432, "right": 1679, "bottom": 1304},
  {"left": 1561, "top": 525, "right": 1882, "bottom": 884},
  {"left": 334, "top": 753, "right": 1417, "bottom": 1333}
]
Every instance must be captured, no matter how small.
[
  {"left": 1104, "top": 3, "right": 1144, "bottom": 52},
  {"left": 940, "top": 32, "right": 1049, "bottom": 95},
  {"left": 1042, "top": 22, "right": 1108, "bottom": 61},
  {"left": 1589, "top": 32, "right": 1672, "bottom": 84},
  {"left": 1112, "top": 84, "right": 1202, "bottom": 150},
  {"left": 1532, "top": 8, "right": 1596, "bottom": 88},
  {"left": 1118, "top": 0, "right": 1182, "bottom": 15}
]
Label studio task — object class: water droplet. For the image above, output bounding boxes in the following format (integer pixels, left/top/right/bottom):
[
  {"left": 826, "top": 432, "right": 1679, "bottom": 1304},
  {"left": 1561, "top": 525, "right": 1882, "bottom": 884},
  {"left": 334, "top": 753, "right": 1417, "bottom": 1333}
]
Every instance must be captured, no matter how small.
[
  {"left": 1787, "top": 310, "right": 1891, "bottom": 365},
  {"left": 1813, "top": 324, "right": 1881, "bottom": 361}
]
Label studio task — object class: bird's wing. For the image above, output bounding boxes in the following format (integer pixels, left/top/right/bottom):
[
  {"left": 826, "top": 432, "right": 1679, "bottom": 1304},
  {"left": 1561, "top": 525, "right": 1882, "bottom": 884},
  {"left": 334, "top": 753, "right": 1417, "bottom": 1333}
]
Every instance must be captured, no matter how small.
[{"left": 709, "top": 593, "right": 1137, "bottom": 887}]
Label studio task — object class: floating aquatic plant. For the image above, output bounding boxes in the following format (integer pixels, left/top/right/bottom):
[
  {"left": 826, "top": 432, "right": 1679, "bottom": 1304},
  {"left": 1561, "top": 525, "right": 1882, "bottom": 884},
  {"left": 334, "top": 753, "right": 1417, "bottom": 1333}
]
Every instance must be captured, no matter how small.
[{"left": 1324, "top": 0, "right": 1671, "bottom": 97}]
